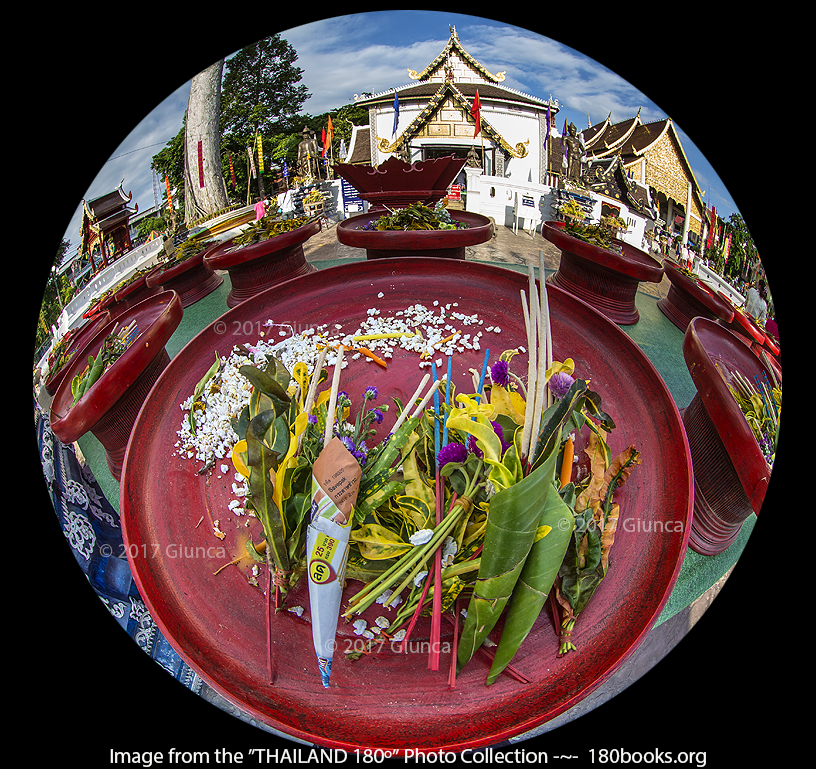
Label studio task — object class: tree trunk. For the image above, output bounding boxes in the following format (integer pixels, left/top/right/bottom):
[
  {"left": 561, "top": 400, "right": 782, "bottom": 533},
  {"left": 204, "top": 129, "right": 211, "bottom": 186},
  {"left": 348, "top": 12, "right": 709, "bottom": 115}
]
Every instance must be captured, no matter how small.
[{"left": 184, "top": 60, "right": 229, "bottom": 225}]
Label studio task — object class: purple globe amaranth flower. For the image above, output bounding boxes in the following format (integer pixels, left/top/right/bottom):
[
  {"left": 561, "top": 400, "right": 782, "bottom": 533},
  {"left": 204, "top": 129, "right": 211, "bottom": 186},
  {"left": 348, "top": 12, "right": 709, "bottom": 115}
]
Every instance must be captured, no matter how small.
[
  {"left": 491, "top": 421, "right": 512, "bottom": 454},
  {"left": 467, "top": 434, "right": 483, "bottom": 459},
  {"left": 369, "top": 407, "right": 384, "bottom": 424},
  {"left": 437, "top": 442, "right": 468, "bottom": 468},
  {"left": 307, "top": 413, "right": 318, "bottom": 425},
  {"left": 364, "top": 385, "right": 379, "bottom": 401},
  {"left": 490, "top": 360, "right": 510, "bottom": 388},
  {"left": 548, "top": 371, "right": 576, "bottom": 400}
]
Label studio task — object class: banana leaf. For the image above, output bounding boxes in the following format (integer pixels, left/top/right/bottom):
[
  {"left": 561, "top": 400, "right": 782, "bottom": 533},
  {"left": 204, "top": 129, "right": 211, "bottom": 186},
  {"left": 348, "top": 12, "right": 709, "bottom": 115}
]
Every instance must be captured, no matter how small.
[
  {"left": 456, "top": 429, "right": 561, "bottom": 671},
  {"left": 486, "top": 485, "right": 573, "bottom": 684},
  {"left": 244, "top": 411, "right": 290, "bottom": 583}
]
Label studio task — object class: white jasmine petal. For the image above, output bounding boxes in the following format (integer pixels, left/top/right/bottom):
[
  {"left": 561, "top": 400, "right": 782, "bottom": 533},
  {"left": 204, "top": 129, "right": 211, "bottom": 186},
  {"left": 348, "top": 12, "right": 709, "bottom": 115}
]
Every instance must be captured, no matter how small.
[{"left": 409, "top": 529, "right": 434, "bottom": 546}]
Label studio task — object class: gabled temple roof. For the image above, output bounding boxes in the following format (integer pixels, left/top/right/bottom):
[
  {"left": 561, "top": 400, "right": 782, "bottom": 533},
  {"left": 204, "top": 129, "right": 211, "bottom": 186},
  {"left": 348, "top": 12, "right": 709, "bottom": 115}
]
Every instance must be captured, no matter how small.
[
  {"left": 375, "top": 80, "right": 530, "bottom": 159},
  {"left": 407, "top": 25, "right": 506, "bottom": 84},
  {"left": 582, "top": 114, "right": 704, "bottom": 212}
]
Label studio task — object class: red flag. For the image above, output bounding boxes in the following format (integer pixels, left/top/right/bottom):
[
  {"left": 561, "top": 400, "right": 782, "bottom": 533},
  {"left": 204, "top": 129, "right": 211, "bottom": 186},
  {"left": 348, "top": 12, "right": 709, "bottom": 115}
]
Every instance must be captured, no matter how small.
[
  {"left": 706, "top": 207, "right": 716, "bottom": 249},
  {"left": 322, "top": 126, "right": 327, "bottom": 157},
  {"left": 327, "top": 116, "right": 334, "bottom": 145},
  {"left": 471, "top": 90, "right": 481, "bottom": 138}
]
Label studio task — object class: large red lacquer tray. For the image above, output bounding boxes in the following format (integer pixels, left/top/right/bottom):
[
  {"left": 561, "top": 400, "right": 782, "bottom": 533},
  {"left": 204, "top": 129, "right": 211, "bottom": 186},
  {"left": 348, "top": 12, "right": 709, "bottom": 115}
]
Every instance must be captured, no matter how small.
[{"left": 120, "top": 258, "right": 691, "bottom": 752}]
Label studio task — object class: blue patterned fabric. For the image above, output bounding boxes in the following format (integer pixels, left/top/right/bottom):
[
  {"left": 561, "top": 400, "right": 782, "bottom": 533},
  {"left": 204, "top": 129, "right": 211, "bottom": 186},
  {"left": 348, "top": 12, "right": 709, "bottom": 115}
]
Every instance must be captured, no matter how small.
[{"left": 34, "top": 398, "right": 203, "bottom": 692}]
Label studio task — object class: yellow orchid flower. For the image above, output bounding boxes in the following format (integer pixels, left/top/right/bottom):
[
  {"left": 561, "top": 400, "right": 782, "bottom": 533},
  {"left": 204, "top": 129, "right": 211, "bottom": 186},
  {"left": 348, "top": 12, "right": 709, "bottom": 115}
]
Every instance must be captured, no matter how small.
[{"left": 447, "top": 392, "right": 495, "bottom": 423}]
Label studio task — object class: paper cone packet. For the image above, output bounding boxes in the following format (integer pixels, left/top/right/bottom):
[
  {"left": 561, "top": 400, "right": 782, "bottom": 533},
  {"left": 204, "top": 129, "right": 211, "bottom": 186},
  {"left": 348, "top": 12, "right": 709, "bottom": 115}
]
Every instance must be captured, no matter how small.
[{"left": 306, "top": 437, "right": 361, "bottom": 687}]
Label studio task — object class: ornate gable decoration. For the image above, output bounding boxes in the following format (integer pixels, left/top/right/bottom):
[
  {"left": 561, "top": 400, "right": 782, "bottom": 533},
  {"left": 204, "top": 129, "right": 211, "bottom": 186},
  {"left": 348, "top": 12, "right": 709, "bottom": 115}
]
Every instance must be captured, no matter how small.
[
  {"left": 377, "top": 81, "right": 528, "bottom": 159},
  {"left": 407, "top": 25, "right": 506, "bottom": 83}
]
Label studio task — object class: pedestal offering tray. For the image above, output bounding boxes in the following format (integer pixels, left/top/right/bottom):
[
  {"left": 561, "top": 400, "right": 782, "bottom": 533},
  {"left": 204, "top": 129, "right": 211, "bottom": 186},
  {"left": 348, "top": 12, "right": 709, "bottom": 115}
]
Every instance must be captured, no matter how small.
[
  {"left": 716, "top": 295, "right": 766, "bottom": 346},
  {"left": 120, "top": 258, "right": 691, "bottom": 752},
  {"left": 146, "top": 244, "right": 223, "bottom": 308},
  {"left": 333, "top": 155, "right": 467, "bottom": 210},
  {"left": 543, "top": 221, "right": 664, "bottom": 325},
  {"left": 682, "top": 317, "right": 774, "bottom": 555},
  {"left": 204, "top": 218, "right": 319, "bottom": 308},
  {"left": 336, "top": 209, "right": 494, "bottom": 260},
  {"left": 50, "top": 290, "right": 183, "bottom": 481},
  {"left": 44, "top": 311, "right": 111, "bottom": 396},
  {"left": 113, "top": 268, "right": 162, "bottom": 311},
  {"left": 657, "top": 260, "right": 735, "bottom": 331}
]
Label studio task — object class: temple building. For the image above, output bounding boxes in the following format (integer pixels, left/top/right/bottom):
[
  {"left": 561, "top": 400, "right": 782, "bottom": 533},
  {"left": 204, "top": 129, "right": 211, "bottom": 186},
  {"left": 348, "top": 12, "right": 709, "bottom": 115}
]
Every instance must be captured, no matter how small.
[
  {"left": 570, "top": 110, "right": 707, "bottom": 247},
  {"left": 78, "top": 181, "right": 138, "bottom": 275},
  {"left": 349, "top": 26, "right": 558, "bottom": 182}
]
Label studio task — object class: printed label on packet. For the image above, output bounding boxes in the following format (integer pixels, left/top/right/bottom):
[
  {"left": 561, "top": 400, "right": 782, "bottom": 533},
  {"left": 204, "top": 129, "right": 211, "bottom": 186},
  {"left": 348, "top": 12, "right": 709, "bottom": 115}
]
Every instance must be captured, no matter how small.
[{"left": 308, "top": 532, "right": 341, "bottom": 584}]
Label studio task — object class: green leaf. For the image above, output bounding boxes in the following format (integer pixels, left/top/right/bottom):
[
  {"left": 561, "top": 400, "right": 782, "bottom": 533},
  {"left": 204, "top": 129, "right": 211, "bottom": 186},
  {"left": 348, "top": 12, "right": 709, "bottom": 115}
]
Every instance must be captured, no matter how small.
[
  {"left": 486, "top": 487, "right": 573, "bottom": 684},
  {"left": 244, "top": 415, "right": 289, "bottom": 576},
  {"left": 457, "top": 429, "right": 561, "bottom": 671}
]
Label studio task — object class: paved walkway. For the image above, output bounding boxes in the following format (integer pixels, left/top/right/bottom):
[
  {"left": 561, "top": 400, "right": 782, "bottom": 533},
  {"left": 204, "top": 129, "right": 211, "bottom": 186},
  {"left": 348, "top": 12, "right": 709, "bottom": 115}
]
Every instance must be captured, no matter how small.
[{"left": 302, "top": 214, "right": 673, "bottom": 301}]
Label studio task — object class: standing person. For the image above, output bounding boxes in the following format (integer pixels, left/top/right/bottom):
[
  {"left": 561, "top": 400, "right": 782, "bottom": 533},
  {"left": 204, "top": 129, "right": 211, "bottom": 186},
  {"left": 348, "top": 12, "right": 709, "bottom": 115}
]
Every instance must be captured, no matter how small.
[{"left": 744, "top": 279, "right": 768, "bottom": 326}]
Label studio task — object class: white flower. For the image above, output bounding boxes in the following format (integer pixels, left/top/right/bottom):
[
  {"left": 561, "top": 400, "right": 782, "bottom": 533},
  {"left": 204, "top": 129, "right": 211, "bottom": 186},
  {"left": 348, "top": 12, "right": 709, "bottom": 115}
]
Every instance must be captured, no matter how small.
[
  {"left": 375, "top": 616, "right": 390, "bottom": 629},
  {"left": 413, "top": 570, "right": 428, "bottom": 587},
  {"left": 352, "top": 619, "right": 368, "bottom": 636},
  {"left": 288, "top": 606, "right": 304, "bottom": 617},
  {"left": 409, "top": 529, "right": 433, "bottom": 546}
]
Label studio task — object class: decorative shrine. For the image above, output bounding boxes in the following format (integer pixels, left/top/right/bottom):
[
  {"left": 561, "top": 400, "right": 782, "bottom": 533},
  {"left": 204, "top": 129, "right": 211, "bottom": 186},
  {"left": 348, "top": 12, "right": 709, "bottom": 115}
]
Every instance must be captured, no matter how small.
[{"left": 78, "top": 180, "right": 138, "bottom": 275}]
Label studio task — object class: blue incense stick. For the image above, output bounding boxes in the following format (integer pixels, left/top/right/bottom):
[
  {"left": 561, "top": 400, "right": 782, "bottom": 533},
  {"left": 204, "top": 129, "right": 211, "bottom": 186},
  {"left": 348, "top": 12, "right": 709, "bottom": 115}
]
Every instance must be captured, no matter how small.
[{"left": 431, "top": 360, "right": 441, "bottom": 461}]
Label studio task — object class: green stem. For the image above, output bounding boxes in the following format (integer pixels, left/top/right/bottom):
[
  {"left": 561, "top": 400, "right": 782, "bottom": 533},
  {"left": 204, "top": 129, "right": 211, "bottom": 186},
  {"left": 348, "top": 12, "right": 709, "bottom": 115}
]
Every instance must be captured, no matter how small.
[{"left": 344, "top": 461, "right": 484, "bottom": 617}]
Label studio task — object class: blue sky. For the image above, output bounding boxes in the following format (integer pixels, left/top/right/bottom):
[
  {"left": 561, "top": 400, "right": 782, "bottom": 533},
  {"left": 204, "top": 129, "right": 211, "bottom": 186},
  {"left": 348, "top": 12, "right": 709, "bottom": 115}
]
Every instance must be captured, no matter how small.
[{"left": 57, "top": 11, "right": 744, "bottom": 260}]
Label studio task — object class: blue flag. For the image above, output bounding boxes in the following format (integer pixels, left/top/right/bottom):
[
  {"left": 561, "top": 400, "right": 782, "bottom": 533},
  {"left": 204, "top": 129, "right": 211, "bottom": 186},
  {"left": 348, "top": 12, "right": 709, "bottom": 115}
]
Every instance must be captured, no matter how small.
[{"left": 392, "top": 90, "right": 399, "bottom": 137}]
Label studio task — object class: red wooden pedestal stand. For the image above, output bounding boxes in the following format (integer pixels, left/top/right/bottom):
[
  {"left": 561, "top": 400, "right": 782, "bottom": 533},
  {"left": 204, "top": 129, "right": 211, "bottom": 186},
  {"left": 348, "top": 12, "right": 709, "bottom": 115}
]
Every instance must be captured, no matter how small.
[
  {"left": 204, "top": 219, "right": 320, "bottom": 308},
  {"left": 543, "top": 221, "right": 664, "bottom": 325},
  {"left": 49, "top": 290, "right": 183, "bottom": 481},
  {"left": 146, "top": 246, "right": 222, "bottom": 308},
  {"left": 657, "top": 260, "right": 735, "bottom": 331},
  {"left": 44, "top": 311, "right": 111, "bottom": 396},
  {"left": 681, "top": 317, "right": 773, "bottom": 555},
  {"left": 335, "top": 210, "right": 494, "bottom": 260},
  {"left": 121, "top": 259, "right": 691, "bottom": 751}
]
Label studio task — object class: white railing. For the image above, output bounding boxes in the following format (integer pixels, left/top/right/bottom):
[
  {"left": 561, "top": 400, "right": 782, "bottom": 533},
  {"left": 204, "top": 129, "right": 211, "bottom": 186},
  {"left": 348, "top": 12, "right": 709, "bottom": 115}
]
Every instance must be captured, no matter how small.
[
  {"left": 465, "top": 173, "right": 649, "bottom": 250},
  {"left": 56, "top": 238, "right": 164, "bottom": 336}
]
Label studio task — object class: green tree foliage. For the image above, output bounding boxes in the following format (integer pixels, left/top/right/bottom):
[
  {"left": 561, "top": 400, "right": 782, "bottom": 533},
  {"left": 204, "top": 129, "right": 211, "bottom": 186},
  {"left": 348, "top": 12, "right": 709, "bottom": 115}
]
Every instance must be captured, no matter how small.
[
  {"left": 150, "top": 37, "right": 371, "bottom": 210},
  {"left": 35, "top": 239, "right": 76, "bottom": 353}
]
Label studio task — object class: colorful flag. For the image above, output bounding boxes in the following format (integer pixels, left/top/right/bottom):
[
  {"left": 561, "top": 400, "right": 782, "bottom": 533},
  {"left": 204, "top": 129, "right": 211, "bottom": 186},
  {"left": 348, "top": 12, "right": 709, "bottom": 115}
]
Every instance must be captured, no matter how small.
[
  {"left": 706, "top": 206, "right": 716, "bottom": 249},
  {"left": 327, "top": 116, "right": 334, "bottom": 146},
  {"left": 471, "top": 90, "right": 481, "bottom": 137},
  {"left": 228, "top": 152, "right": 236, "bottom": 188},
  {"left": 165, "top": 175, "right": 173, "bottom": 211},
  {"left": 197, "top": 140, "right": 205, "bottom": 188},
  {"left": 392, "top": 90, "right": 399, "bottom": 137},
  {"left": 256, "top": 135, "right": 264, "bottom": 174}
]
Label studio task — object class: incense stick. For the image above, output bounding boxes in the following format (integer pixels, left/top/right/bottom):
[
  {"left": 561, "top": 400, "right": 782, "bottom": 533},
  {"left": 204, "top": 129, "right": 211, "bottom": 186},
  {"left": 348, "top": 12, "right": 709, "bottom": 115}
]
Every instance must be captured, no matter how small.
[
  {"left": 520, "top": 286, "right": 536, "bottom": 461},
  {"left": 391, "top": 373, "right": 430, "bottom": 436},
  {"left": 323, "top": 346, "right": 345, "bottom": 448}
]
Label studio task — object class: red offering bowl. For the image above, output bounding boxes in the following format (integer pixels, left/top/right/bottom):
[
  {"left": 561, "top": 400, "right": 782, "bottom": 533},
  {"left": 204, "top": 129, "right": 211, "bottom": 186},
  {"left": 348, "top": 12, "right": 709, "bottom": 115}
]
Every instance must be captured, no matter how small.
[
  {"left": 657, "top": 260, "right": 735, "bottom": 331},
  {"left": 113, "top": 269, "right": 162, "bottom": 311},
  {"left": 336, "top": 210, "right": 494, "bottom": 260},
  {"left": 44, "top": 311, "right": 111, "bottom": 396},
  {"left": 682, "top": 317, "right": 774, "bottom": 555},
  {"left": 120, "top": 259, "right": 691, "bottom": 752},
  {"left": 717, "top": 295, "right": 766, "bottom": 346},
  {"left": 204, "top": 219, "right": 320, "bottom": 308},
  {"left": 333, "top": 155, "right": 467, "bottom": 210},
  {"left": 543, "top": 221, "right": 664, "bottom": 325},
  {"left": 49, "top": 290, "right": 183, "bottom": 481},
  {"left": 146, "top": 246, "right": 223, "bottom": 308}
]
